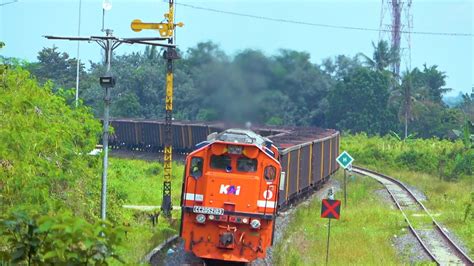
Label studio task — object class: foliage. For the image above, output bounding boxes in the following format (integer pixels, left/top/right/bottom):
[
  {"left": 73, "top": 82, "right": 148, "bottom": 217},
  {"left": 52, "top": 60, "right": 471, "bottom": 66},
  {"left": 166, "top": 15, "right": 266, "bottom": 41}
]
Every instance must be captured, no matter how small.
[
  {"left": 26, "top": 46, "right": 85, "bottom": 92},
  {"left": 358, "top": 40, "right": 400, "bottom": 73},
  {"left": 457, "top": 92, "right": 474, "bottom": 121},
  {"left": 0, "top": 210, "right": 124, "bottom": 265},
  {"left": 19, "top": 41, "right": 466, "bottom": 139},
  {"left": 326, "top": 67, "right": 396, "bottom": 135},
  {"left": 0, "top": 67, "right": 102, "bottom": 216},
  {"left": 105, "top": 158, "right": 184, "bottom": 264},
  {"left": 342, "top": 133, "right": 472, "bottom": 179}
]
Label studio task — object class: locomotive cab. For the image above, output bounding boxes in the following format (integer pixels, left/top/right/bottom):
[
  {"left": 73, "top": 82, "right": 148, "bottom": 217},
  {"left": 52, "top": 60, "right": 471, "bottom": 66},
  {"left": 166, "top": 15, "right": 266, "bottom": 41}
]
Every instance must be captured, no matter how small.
[{"left": 180, "top": 129, "right": 282, "bottom": 263}]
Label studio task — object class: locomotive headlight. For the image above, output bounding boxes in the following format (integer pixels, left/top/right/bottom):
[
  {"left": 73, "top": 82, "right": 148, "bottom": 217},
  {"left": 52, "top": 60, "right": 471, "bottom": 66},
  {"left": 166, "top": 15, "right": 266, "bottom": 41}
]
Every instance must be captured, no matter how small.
[
  {"left": 228, "top": 145, "right": 243, "bottom": 155},
  {"left": 196, "top": 214, "right": 206, "bottom": 224},
  {"left": 250, "top": 219, "right": 261, "bottom": 229}
]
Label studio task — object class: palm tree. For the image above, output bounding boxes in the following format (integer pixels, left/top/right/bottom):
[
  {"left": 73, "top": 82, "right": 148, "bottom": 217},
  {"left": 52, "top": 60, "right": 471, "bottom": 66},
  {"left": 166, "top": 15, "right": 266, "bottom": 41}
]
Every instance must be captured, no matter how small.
[
  {"left": 389, "top": 70, "right": 426, "bottom": 139},
  {"left": 358, "top": 40, "right": 400, "bottom": 74}
]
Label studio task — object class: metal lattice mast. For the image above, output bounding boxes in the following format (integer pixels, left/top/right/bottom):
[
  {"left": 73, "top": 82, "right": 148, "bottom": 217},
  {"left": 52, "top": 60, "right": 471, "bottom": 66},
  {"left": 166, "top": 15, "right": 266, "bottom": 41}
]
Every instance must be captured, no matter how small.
[
  {"left": 130, "top": 1, "right": 183, "bottom": 218},
  {"left": 391, "top": 0, "right": 402, "bottom": 76},
  {"left": 379, "top": 0, "right": 413, "bottom": 77},
  {"left": 404, "top": 0, "right": 413, "bottom": 71}
]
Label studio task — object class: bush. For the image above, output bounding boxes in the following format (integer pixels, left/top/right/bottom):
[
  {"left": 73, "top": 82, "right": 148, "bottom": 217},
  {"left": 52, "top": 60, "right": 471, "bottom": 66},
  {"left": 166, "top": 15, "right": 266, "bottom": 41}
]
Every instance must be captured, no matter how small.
[
  {"left": 0, "top": 210, "right": 125, "bottom": 265},
  {"left": 0, "top": 67, "right": 101, "bottom": 216},
  {"left": 341, "top": 133, "right": 471, "bottom": 179}
]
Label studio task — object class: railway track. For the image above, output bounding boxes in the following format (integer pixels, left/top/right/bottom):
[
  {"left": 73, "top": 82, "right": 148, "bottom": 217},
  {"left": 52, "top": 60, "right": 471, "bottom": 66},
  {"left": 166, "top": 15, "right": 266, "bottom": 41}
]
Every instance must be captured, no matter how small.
[{"left": 353, "top": 166, "right": 473, "bottom": 266}]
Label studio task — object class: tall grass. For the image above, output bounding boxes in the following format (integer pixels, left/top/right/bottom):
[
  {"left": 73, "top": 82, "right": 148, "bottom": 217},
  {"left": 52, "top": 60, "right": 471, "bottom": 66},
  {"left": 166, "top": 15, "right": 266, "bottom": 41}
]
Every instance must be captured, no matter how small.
[
  {"left": 107, "top": 157, "right": 185, "bottom": 264},
  {"left": 342, "top": 133, "right": 472, "bottom": 180},
  {"left": 274, "top": 171, "right": 406, "bottom": 265},
  {"left": 371, "top": 167, "right": 473, "bottom": 256},
  {"left": 342, "top": 134, "right": 473, "bottom": 257}
]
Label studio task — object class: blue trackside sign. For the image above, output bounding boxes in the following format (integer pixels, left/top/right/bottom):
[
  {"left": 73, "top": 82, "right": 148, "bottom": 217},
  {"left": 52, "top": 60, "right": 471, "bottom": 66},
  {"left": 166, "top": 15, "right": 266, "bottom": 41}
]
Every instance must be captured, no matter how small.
[{"left": 336, "top": 151, "right": 354, "bottom": 169}]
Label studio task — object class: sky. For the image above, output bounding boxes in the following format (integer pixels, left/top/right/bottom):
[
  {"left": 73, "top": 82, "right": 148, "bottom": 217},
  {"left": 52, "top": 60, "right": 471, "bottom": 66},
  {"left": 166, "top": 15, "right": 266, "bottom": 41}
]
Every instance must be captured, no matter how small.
[{"left": 1, "top": 0, "right": 472, "bottom": 96}]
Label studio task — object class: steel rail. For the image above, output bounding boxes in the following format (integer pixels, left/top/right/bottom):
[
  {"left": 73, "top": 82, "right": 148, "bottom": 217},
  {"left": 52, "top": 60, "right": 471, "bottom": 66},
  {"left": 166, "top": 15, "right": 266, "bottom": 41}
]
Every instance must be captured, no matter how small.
[{"left": 353, "top": 166, "right": 473, "bottom": 266}]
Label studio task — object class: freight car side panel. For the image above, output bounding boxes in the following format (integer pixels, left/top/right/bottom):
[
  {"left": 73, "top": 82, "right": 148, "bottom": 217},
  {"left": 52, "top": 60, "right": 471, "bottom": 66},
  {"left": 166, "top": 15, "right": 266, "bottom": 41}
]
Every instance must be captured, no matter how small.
[
  {"left": 322, "top": 139, "right": 330, "bottom": 178},
  {"left": 332, "top": 135, "right": 338, "bottom": 173},
  {"left": 288, "top": 149, "right": 298, "bottom": 198},
  {"left": 313, "top": 141, "right": 323, "bottom": 181},
  {"left": 135, "top": 122, "right": 143, "bottom": 147},
  {"left": 299, "top": 145, "right": 310, "bottom": 191}
]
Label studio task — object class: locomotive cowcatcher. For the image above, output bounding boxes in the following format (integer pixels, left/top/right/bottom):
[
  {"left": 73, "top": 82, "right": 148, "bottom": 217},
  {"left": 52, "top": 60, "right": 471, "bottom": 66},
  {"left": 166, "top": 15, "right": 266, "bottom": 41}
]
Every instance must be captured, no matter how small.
[{"left": 180, "top": 129, "right": 282, "bottom": 263}]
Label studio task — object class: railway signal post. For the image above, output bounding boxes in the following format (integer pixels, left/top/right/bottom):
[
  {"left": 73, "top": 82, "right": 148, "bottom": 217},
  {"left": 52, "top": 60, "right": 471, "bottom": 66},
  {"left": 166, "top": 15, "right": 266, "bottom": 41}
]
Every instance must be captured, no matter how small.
[
  {"left": 130, "top": 0, "right": 183, "bottom": 217},
  {"left": 321, "top": 188, "right": 341, "bottom": 266},
  {"left": 336, "top": 151, "right": 354, "bottom": 207}
]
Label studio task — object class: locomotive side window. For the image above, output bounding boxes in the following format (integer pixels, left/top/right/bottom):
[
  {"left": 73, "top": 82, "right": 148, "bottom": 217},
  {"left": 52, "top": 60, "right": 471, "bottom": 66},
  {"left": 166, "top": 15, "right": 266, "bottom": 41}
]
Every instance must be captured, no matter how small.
[
  {"left": 190, "top": 157, "right": 203, "bottom": 178},
  {"left": 264, "top": 165, "right": 276, "bottom": 181},
  {"left": 210, "top": 155, "right": 231, "bottom": 170},
  {"left": 237, "top": 157, "right": 257, "bottom": 172}
]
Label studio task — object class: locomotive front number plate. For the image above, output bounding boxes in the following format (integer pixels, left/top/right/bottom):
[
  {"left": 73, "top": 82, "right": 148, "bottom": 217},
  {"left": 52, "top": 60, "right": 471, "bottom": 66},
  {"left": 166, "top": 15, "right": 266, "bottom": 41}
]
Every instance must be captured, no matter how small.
[{"left": 193, "top": 206, "right": 225, "bottom": 215}]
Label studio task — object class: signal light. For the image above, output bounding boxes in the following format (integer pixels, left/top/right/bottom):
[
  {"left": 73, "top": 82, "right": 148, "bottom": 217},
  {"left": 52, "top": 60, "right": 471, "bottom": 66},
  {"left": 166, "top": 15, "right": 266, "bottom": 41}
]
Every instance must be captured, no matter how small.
[
  {"left": 250, "top": 219, "right": 261, "bottom": 229},
  {"left": 196, "top": 214, "right": 206, "bottom": 224},
  {"left": 228, "top": 215, "right": 250, "bottom": 224},
  {"left": 99, "top": 76, "right": 116, "bottom": 88}
]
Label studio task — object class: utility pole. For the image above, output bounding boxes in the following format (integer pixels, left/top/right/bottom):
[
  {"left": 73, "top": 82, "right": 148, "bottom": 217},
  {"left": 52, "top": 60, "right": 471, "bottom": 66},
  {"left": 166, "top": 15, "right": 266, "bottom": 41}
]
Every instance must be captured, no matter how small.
[
  {"left": 100, "top": 29, "right": 113, "bottom": 220},
  {"left": 131, "top": 0, "right": 183, "bottom": 218},
  {"left": 74, "top": 0, "right": 82, "bottom": 108},
  {"left": 45, "top": 6, "right": 173, "bottom": 220}
]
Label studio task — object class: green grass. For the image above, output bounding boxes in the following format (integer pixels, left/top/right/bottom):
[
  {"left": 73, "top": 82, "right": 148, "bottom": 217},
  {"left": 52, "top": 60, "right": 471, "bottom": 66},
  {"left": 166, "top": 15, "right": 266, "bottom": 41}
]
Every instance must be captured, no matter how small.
[
  {"left": 104, "top": 156, "right": 472, "bottom": 264},
  {"left": 106, "top": 157, "right": 185, "bottom": 265},
  {"left": 274, "top": 171, "right": 407, "bottom": 265},
  {"left": 361, "top": 165, "right": 474, "bottom": 257}
]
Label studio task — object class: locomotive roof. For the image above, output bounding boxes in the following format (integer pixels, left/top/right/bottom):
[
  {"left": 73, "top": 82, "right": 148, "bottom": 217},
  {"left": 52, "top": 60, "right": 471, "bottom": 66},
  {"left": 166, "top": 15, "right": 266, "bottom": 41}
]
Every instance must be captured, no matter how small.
[{"left": 210, "top": 128, "right": 269, "bottom": 147}]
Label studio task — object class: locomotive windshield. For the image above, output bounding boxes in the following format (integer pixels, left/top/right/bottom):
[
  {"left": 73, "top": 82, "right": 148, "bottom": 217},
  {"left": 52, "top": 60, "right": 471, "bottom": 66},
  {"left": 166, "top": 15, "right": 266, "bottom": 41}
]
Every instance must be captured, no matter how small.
[
  {"left": 190, "top": 157, "right": 203, "bottom": 178},
  {"left": 237, "top": 157, "right": 257, "bottom": 172},
  {"left": 210, "top": 155, "right": 231, "bottom": 170}
]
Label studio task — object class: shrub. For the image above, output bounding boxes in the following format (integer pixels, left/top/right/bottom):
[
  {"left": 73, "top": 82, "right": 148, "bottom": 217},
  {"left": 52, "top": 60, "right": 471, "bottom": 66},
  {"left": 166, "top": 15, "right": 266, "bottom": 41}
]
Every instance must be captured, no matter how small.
[
  {"left": 0, "top": 67, "right": 101, "bottom": 216},
  {"left": 341, "top": 133, "right": 471, "bottom": 179},
  {"left": 0, "top": 210, "right": 125, "bottom": 265}
]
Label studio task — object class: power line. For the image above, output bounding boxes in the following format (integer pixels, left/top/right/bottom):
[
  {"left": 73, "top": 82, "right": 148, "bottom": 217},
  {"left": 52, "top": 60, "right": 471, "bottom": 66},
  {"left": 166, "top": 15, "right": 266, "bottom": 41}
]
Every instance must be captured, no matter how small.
[
  {"left": 0, "top": 0, "right": 18, "bottom": 7},
  {"left": 175, "top": 2, "right": 473, "bottom": 37}
]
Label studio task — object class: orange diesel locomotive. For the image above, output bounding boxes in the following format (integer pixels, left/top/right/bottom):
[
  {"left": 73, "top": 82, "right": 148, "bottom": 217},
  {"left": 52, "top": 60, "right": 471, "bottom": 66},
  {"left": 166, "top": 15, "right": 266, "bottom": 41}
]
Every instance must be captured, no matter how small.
[{"left": 180, "top": 129, "right": 281, "bottom": 263}]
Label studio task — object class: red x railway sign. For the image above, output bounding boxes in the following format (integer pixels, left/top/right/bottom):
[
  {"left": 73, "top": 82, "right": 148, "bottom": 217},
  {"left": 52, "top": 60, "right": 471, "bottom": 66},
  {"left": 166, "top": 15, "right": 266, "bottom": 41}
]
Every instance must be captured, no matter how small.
[{"left": 321, "top": 199, "right": 341, "bottom": 219}]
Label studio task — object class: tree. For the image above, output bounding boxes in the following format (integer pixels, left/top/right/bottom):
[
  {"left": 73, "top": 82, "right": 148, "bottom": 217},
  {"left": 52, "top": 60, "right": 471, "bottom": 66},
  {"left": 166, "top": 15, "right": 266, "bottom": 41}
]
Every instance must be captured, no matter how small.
[
  {"left": 409, "top": 101, "right": 462, "bottom": 138},
  {"left": 271, "top": 49, "right": 332, "bottom": 126},
  {"left": 358, "top": 40, "right": 399, "bottom": 74},
  {"left": 458, "top": 92, "right": 474, "bottom": 121},
  {"left": 322, "top": 55, "right": 361, "bottom": 81},
  {"left": 0, "top": 67, "right": 101, "bottom": 216},
  {"left": 27, "top": 47, "right": 84, "bottom": 91},
  {"left": 420, "top": 64, "right": 450, "bottom": 104},
  {"left": 326, "top": 67, "right": 396, "bottom": 134},
  {"left": 389, "top": 70, "right": 427, "bottom": 139}
]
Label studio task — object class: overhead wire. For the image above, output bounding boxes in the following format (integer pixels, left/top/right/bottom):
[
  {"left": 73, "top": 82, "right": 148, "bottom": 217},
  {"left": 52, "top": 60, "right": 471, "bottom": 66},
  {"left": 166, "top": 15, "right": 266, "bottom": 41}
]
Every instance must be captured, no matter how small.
[
  {"left": 174, "top": 2, "right": 473, "bottom": 37},
  {"left": 0, "top": 0, "right": 18, "bottom": 6}
]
